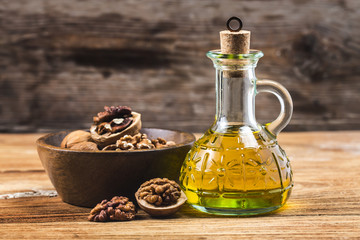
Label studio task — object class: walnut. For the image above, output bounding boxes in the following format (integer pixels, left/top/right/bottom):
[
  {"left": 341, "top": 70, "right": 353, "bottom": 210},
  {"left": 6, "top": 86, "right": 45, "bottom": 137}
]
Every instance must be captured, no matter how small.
[
  {"left": 157, "top": 137, "right": 167, "bottom": 145},
  {"left": 88, "top": 196, "right": 136, "bottom": 222},
  {"left": 96, "top": 122, "right": 112, "bottom": 135},
  {"left": 93, "top": 106, "right": 132, "bottom": 124},
  {"left": 90, "top": 109, "right": 142, "bottom": 148},
  {"left": 119, "top": 134, "right": 140, "bottom": 145},
  {"left": 136, "top": 178, "right": 181, "bottom": 207},
  {"left": 115, "top": 134, "right": 155, "bottom": 150},
  {"left": 61, "top": 130, "right": 92, "bottom": 148},
  {"left": 137, "top": 138, "right": 155, "bottom": 149},
  {"left": 151, "top": 138, "right": 176, "bottom": 149},
  {"left": 70, "top": 141, "right": 98, "bottom": 151},
  {"left": 92, "top": 106, "right": 133, "bottom": 135},
  {"left": 116, "top": 140, "right": 135, "bottom": 150},
  {"left": 110, "top": 118, "right": 133, "bottom": 133}
]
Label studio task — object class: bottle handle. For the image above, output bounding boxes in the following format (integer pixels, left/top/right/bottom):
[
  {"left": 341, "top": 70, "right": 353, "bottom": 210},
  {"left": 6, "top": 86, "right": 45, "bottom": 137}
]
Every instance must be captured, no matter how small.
[{"left": 256, "top": 80, "right": 293, "bottom": 136}]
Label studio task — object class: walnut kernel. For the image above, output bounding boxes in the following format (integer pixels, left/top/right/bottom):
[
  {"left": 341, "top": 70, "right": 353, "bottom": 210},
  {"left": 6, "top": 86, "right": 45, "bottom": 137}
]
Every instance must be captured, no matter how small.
[
  {"left": 88, "top": 196, "right": 136, "bottom": 222},
  {"left": 136, "top": 178, "right": 181, "bottom": 207}
]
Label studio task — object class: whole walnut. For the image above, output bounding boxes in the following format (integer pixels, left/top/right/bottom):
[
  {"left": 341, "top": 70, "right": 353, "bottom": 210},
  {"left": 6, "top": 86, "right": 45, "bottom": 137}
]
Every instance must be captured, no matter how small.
[
  {"left": 70, "top": 142, "right": 98, "bottom": 151},
  {"left": 61, "top": 130, "right": 91, "bottom": 148}
]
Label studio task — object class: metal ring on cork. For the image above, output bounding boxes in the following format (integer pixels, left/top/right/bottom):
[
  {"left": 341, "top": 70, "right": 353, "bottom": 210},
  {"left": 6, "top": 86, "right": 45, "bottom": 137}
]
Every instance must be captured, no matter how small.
[{"left": 226, "top": 17, "right": 243, "bottom": 32}]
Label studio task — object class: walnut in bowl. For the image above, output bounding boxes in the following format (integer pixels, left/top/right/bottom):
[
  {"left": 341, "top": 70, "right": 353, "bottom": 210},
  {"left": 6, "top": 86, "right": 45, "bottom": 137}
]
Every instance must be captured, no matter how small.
[{"left": 90, "top": 106, "right": 142, "bottom": 148}]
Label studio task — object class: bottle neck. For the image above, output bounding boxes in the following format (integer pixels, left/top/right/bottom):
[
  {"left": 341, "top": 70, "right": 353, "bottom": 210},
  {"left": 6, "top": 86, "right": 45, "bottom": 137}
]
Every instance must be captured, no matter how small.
[
  {"left": 212, "top": 67, "right": 258, "bottom": 133},
  {"left": 206, "top": 49, "right": 264, "bottom": 134}
]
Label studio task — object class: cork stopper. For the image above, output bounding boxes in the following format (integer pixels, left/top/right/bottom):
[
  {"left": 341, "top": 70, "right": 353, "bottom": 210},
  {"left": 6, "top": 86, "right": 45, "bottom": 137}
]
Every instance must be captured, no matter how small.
[
  {"left": 220, "top": 17, "right": 250, "bottom": 54},
  {"left": 220, "top": 30, "right": 250, "bottom": 54},
  {"left": 220, "top": 17, "right": 250, "bottom": 78}
]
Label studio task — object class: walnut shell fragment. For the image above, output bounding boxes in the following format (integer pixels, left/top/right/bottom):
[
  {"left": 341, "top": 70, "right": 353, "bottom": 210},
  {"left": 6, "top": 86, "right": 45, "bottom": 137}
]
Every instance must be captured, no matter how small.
[
  {"left": 61, "top": 130, "right": 92, "bottom": 148},
  {"left": 90, "top": 112, "right": 142, "bottom": 148},
  {"left": 135, "top": 178, "right": 187, "bottom": 217},
  {"left": 88, "top": 196, "right": 136, "bottom": 222}
]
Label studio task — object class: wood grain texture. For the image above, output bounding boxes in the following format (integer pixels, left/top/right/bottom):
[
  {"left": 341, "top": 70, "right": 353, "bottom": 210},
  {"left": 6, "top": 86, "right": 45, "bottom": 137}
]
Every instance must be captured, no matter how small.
[
  {"left": 0, "top": 131, "right": 360, "bottom": 239},
  {"left": 1, "top": 0, "right": 360, "bottom": 133}
]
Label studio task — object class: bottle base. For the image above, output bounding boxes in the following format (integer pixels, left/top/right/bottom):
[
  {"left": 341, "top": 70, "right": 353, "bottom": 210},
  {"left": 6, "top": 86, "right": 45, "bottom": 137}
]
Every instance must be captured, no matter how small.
[
  {"left": 190, "top": 204, "right": 282, "bottom": 216},
  {"left": 184, "top": 186, "right": 292, "bottom": 216}
]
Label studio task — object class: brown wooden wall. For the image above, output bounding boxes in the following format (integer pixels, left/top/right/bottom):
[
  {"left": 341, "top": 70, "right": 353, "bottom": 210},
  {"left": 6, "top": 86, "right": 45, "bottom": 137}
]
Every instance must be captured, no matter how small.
[{"left": 1, "top": 0, "right": 359, "bottom": 133}]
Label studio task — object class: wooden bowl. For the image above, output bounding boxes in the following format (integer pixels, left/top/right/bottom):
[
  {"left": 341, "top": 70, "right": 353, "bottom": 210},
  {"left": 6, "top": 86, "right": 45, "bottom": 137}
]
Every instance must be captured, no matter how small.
[{"left": 36, "top": 128, "right": 195, "bottom": 208}]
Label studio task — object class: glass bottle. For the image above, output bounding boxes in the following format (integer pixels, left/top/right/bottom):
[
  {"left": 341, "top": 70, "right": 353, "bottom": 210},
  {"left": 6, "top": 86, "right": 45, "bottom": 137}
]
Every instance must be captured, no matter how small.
[{"left": 179, "top": 49, "right": 293, "bottom": 215}]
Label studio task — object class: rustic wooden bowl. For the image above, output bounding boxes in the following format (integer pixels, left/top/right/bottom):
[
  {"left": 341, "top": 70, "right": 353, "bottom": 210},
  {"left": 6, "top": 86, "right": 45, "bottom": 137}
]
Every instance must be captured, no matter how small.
[{"left": 36, "top": 128, "right": 195, "bottom": 208}]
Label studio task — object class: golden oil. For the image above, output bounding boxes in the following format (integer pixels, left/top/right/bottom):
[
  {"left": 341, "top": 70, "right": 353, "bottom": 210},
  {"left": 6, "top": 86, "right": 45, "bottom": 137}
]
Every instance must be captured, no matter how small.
[{"left": 179, "top": 127, "right": 293, "bottom": 215}]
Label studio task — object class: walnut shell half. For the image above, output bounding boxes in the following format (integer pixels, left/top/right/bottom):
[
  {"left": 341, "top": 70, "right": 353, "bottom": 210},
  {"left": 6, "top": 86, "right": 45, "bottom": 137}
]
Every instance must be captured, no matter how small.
[
  {"left": 90, "top": 112, "right": 141, "bottom": 148},
  {"left": 135, "top": 190, "right": 187, "bottom": 217}
]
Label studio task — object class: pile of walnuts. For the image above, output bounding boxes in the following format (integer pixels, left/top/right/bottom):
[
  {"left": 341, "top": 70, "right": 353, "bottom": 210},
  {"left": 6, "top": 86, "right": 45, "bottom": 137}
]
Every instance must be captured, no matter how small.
[
  {"left": 102, "top": 133, "right": 175, "bottom": 151},
  {"left": 60, "top": 105, "right": 176, "bottom": 151}
]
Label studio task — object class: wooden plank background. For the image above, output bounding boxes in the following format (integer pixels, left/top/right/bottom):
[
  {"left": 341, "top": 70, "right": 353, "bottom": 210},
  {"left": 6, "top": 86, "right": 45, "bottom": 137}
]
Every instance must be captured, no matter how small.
[{"left": 0, "top": 0, "right": 359, "bottom": 133}]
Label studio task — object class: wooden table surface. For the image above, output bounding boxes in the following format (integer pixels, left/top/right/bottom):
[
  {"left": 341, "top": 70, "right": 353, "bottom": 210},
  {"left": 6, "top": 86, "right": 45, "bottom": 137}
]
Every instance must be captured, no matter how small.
[{"left": 0, "top": 131, "right": 359, "bottom": 239}]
